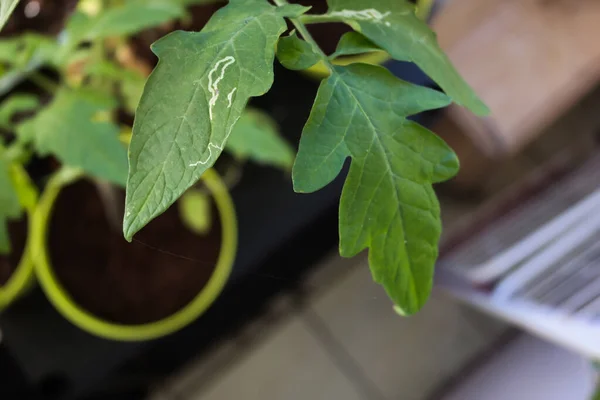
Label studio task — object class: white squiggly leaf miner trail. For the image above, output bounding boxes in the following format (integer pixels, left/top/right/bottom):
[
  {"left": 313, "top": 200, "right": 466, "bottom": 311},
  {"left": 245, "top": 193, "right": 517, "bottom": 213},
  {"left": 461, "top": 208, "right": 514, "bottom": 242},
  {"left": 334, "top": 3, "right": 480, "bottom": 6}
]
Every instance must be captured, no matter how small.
[
  {"left": 189, "top": 57, "right": 238, "bottom": 167},
  {"left": 208, "top": 56, "right": 236, "bottom": 121},
  {"left": 330, "top": 8, "right": 392, "bottom": 26},
  {"left": 227, "top": 88, "right": 237, "bottom": 108}
]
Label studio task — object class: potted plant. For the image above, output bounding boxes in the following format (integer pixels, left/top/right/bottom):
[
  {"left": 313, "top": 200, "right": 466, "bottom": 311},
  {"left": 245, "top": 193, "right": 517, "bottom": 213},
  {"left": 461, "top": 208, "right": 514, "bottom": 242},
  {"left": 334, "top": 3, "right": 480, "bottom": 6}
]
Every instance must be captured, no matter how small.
[
  {"left": 0, "top": 0, "right": 293, "bottom": 341},
  {"left": 0, "top": 0, "right": 488, "bottom": 334}
]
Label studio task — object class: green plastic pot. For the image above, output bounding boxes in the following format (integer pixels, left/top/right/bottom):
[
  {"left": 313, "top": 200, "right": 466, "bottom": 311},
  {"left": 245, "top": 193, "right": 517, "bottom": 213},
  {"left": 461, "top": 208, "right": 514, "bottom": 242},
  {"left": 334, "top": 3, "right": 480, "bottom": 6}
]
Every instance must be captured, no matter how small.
[
  {"left": 0, "top": 164, "right": 38, "bottom": 310},
  {"left": 32, "top": 168, "right": 237, "bottom": 341}
]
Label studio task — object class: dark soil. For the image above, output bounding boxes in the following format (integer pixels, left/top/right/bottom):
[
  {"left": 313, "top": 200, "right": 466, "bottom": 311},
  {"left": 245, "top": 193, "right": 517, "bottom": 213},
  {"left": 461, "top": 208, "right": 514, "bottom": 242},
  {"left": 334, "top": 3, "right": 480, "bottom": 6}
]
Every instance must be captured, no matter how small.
[
  {"left": 48, "top": 181, "right": 222, "bottom": 325},
  {"left": 0, "top": 217, "right": 28, "bottom": 286},
  {"left": 1, "top": 0, "right": 78, "bottom": 37}
]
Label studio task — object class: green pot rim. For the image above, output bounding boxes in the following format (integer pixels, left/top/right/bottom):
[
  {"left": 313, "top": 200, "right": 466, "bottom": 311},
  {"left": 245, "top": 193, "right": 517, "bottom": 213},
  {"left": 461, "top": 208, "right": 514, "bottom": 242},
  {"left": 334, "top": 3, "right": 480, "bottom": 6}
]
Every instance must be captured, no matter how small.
[
  {"left": 0, "top": 165, "right": 38, "bottom": 310},
  {"left": 33, "top": 168, "right": 238, "bottom": 341}
]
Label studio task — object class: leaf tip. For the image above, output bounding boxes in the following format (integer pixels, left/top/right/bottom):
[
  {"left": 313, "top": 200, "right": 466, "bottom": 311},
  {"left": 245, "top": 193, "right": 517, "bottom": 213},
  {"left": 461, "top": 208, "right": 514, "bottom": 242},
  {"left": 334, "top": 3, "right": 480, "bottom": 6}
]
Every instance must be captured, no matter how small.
[{"left": 393, "top": 304, "right": 408, "bottom": 317}]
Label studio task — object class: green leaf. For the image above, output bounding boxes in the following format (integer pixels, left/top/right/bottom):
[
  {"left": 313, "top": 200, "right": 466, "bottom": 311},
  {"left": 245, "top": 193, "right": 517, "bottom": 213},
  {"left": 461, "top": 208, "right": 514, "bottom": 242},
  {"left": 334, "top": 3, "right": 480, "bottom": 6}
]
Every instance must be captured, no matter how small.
[
  {"left": 276, "top": 31, "right": 320, "bottom": 71},
  {"left": 59, "top": 1, "right": 187, "bottom": 61},
  {"left": 293, "top": 64, "right": 458, "bottom": 314},
  {"left": 0, "top": 34, "right": 58, "bottom": 96},
  {"left": 85, "top": 60, "right": 146, "bottom": 114},
  {"left": 226, "top": 108, "right": 294, "bottom": 169},
  {"left": 16, "top": 89, "right": 128, "bottom": 186},
  {"left": 124, "top": 0, "right": 299, "bottom": 240},
  {"left": 0, "top": 33, "right": 58, "bottom": 68},
  {"left": 330, "top": 31, "right": 382, "bottom": 59},
  {"left": 0, "top": 94, "right": 39, "bottom": 130},
  {"left": 179, "top": 188, "right": 212, "bottom": 235},
  {"left": 0, "top": 0, "right": 19, "bottom": 32},
  {"left": 87, "top": 1, "right": 186, "bottom": 39},
  {"left": 325, "top": 0, "right": 488, "bottom": 115}
]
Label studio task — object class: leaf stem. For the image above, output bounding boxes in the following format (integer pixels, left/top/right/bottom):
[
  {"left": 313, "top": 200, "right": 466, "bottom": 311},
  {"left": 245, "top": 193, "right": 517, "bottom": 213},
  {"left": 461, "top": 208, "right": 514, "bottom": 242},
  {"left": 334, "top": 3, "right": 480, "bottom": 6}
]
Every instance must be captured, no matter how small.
[
  {"left": 272, "top": 0, "right": 333, "bottom": 72},
  {"left": 29, "top": 72, "right": 58, "bottom": 94},
  {"left": 298, "top": 14, "right": 342, "bottom": 25}
]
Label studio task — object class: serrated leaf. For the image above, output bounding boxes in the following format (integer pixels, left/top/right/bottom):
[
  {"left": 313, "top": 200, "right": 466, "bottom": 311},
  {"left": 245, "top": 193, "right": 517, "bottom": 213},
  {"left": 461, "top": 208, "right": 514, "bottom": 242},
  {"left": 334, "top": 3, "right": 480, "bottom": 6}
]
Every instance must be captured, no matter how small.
[
  {"left": 124, "top": 0, "right": 292, "bottom": 240},
  {"left": 330, "top": 31, "right": 382, "bottom": 59},
  {"left": 16, "top": 89, "right": 128, "bottom": 186},
  {"left": 0, "top": 0, "right": 19, "bottom": 32},
  {"left": 277, "top": 31, "right": 320, "bottom": 71},
  {"left": 326, "top": 0, "right": 488, "bottom": 115},
  {"left": 226, "top": 108, "right": 294, "bottom": 169},
  {"left": 293, "top": 64, "right": 458, "bottom": 314},
  {"left": 0, "top": 94, "right": 39, "bottom": 130}
]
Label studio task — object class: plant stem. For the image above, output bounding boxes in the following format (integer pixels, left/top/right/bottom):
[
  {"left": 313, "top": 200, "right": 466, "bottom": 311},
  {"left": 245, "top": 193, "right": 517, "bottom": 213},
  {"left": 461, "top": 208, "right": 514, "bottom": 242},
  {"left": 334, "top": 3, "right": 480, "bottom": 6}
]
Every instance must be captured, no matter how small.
[
  {"left": 29, "top": 72, "right": 58, "bottom": 94},
  {"left": 272, "top": 0, "right": 333, "bottom": 72},
  {"left": 298, "top": 14, "right": 342, "bottom": 25}
]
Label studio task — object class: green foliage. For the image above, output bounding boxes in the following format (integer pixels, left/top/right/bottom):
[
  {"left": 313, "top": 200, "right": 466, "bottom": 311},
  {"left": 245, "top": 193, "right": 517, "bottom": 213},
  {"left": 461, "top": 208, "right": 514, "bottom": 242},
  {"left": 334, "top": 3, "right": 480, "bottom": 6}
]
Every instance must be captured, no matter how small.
[
  {"left": 330, "top": 32, "right": 382, "bottom": 59},
  {"left": 294, "top": 64, "right": 457, "bottom": 313},
  {"left": 123, "top": 0, "right": 309, "bottom": 240},
  {"left": 0, "top": 0, "right": 486, "bottom": 313},
  {"left": 323, "top": 0, "right": 488, "bottom": 115},
  {"left": 226, "top": 108, "right": 294, "bottom": 169},
  {"left": 124, "top": 0, "right": 486, "bottom": 313},
  {"left": 16, "top": 89, "right": 128, "bottom": 186},
  {"left": 277, "top": 31, "right": 320, "bottom": 71},
  {"left": 0, "top": 0, "right": 19, "bottom": 32},
  {"left": 0, "top": 94, "right": 39, "bottom": 130}
]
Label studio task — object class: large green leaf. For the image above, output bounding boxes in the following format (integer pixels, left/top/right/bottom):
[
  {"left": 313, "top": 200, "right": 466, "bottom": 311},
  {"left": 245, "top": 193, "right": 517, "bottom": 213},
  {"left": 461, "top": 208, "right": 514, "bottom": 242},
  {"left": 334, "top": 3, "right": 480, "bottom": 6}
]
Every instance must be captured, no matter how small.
[
  {"left": 16, "top": 89, "right": 128, "bottom": 186},
  {"left": 124, "top": 0, "right": 307, "bottom": 240},
  {"left": 293, "top": 64, "right": 458, "bottom": 314},
  {"left": 324, "top": 0, "right": 488, "bottom": 115},
  {"left": 0, "top": 0, "right": 19, "bottom": 32},
  {"left": 226, "top": 108, "right": 294, "bottom": 169}
]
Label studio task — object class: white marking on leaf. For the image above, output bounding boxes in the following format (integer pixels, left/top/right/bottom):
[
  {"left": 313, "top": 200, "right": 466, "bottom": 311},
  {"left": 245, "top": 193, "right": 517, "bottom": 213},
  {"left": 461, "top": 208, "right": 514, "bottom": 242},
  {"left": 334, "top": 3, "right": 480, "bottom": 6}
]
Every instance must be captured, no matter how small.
[
  {"left": 227, "top": 88, "right": 237, "bottom": 108},
  {"left": 188, "top": 115, "right": 242, "bottom": 167},
  {"left": 330, "top": 8, "right": 391, "bottom": 24},
  {"left": 207, "top": 56, "right": 236, "bottom": 121}
]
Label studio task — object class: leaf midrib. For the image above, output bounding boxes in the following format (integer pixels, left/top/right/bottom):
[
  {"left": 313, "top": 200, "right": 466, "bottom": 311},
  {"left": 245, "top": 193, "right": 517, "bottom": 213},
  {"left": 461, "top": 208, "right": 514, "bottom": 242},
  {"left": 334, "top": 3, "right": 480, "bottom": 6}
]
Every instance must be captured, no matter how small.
[
  {"left": 336, "top": 72, "right": 418, "bottom": 306},
  {"left": 126, "top": 11, "right": 276, "bottom": 237}
]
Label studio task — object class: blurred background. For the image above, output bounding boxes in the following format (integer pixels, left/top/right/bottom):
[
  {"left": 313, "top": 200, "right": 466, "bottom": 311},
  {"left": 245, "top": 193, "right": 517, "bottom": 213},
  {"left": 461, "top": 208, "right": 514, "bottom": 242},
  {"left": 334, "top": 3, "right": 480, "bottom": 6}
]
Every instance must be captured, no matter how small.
[{"left": 1, "top": 0, "right": 600, "bottom": 399}]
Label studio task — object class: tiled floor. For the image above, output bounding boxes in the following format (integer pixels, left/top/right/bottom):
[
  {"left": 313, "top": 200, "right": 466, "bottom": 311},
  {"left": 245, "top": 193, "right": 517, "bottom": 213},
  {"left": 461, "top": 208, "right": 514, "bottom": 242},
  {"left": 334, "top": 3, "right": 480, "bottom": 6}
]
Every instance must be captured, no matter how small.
[{"left": 149, "top": 252, "right": 510, "bottom": 400}]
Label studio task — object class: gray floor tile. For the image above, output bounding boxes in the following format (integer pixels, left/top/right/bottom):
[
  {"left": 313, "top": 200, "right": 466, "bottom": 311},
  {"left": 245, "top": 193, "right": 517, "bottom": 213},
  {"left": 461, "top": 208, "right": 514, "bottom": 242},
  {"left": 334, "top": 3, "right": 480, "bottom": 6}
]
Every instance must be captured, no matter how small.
[
  {"left": 185, "top": 317, "right": 363, "bottom": 400},
  {"left": 309, "top": 257, "right": 507, "bottom": 400}
]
